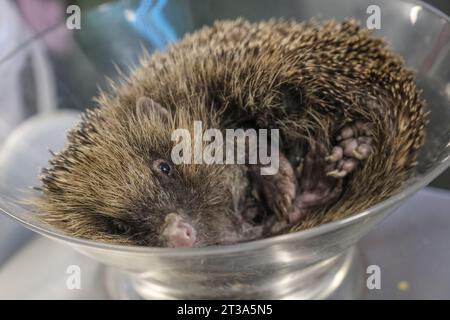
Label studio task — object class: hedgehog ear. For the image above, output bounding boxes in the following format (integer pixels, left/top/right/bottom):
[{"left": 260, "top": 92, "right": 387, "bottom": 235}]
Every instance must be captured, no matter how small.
[{"left": 136, "top": 96, "right": 169, "bottom": 118}]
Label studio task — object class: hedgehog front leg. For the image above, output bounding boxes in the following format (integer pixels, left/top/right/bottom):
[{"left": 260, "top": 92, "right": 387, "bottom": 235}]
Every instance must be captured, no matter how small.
[
  {"left": 325, "top": 121, "right": 373, "bottom": 178},
  {"left": 250, "top": 153, "right": 297, "bottom": 222}
]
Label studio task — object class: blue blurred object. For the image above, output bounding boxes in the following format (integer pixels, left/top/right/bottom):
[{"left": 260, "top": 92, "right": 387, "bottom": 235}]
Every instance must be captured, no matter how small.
[{"left": 130, "top": 0, "right": 177, "bottom": 49}]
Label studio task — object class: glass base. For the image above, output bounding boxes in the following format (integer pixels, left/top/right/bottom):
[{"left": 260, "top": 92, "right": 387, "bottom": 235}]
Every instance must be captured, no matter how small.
[{"left": 102, "top": 246, "right": 365, "bottom": 300}]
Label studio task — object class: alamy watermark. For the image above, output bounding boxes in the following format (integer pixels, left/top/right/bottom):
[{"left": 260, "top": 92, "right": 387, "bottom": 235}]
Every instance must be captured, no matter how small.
[
  {"left": 366, "top": 5, "right": 381, "bottom": 30},
  {"left": 64, "top": 4, "right": 382, "bottom": 32},
  {"left": 66, "top": 5, "right": 81, "bottom": 30},
  {"left": 366, "top": 264, "right": 381, "bottom": 290},
  {"left": 171, "top": 121, "right": 280, "bottom": 175},
  {"left": 66, "top": 264, "right": 81, "bottom": 290},
  {"left": 135, "top": 96, "right": 280, "bottom": 175}
]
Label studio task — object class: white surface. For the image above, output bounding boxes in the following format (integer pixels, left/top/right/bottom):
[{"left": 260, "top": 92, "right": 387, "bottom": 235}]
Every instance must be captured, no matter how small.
[
  {"left": 0, "top": 235, "right": 106, "bottom": 299},
  {"left": 362, "top": 187, "right": 450, "bottom": 299}
]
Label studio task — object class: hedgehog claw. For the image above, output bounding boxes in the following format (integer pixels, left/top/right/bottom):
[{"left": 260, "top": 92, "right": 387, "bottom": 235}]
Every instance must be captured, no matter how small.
[
  {"left": 325, "top": 154, "right": 338, "bottom": 162},
  {"left": 296, "top": 161, "right": 304, "bottom": 175},
  {"left": 352, "top": 149, "right": 364, "bottom": 160},
  {"left": 325, "top": 146, "right": 344, "bottom": 163},
  {"left": 326, "top": 170, "right": 347, "bottom": 178}
]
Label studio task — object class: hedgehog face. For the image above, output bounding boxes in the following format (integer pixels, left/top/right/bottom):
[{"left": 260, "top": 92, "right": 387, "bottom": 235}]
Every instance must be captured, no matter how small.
[{"left": 36, "top": 97, "right": 242, "bottom": 247}]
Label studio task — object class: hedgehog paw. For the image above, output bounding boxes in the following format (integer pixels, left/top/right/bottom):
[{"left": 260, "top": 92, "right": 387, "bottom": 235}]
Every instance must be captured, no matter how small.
[
  {"left": 325, "top": 121, "right": 373, "bottom": 178},
  {"left": 289, "top": 142, "right": 341, "bottom": 224}
]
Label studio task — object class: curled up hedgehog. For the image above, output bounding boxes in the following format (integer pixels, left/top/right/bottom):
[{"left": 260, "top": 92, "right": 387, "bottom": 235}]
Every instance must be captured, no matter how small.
[{"left": 32, "top": 19, "right": 426, "bottom": 248}]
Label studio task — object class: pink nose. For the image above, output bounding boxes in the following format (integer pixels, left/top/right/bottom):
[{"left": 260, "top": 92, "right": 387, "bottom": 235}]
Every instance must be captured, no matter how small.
[{"left": 162, "top": 213, "right": 197, "bottom": 248}]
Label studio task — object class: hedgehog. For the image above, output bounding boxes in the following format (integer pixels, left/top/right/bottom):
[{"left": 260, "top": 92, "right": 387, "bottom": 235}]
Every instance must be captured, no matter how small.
[{"left": 31, "top": 18, "right": 425, "bottom": 248}]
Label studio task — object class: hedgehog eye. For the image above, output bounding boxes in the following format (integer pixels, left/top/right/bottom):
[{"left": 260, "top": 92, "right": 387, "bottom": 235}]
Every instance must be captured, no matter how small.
[
  {"left": 158, "top": 162, "right": 171, "bottom": 175},
  {"left": 153, "top": 159, "right": 172, "bottom": 176},
  {"left": 111, "top": 220, "right": 131, "bottom": 235}
]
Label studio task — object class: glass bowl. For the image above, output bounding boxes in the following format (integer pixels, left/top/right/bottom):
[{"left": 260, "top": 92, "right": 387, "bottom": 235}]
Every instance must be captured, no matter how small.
[{"left": 0, "top": 0, "right": 449, "bottom": 299}]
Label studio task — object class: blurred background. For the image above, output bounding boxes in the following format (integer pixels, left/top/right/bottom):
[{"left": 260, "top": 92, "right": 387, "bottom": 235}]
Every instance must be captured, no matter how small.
[{"left": 423, "top": 1, "right": 450, "bottom": 189}]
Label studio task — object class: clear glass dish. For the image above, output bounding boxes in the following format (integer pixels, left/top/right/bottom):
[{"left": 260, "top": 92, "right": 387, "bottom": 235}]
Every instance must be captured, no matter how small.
[{"left": 0, "top": 0, "right": 449, "bottom": 299}]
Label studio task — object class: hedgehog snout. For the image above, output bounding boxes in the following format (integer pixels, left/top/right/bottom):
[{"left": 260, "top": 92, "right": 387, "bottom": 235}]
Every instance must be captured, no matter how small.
[{"left": 161, "top": 213, "right": 197, "bottom": 248}]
